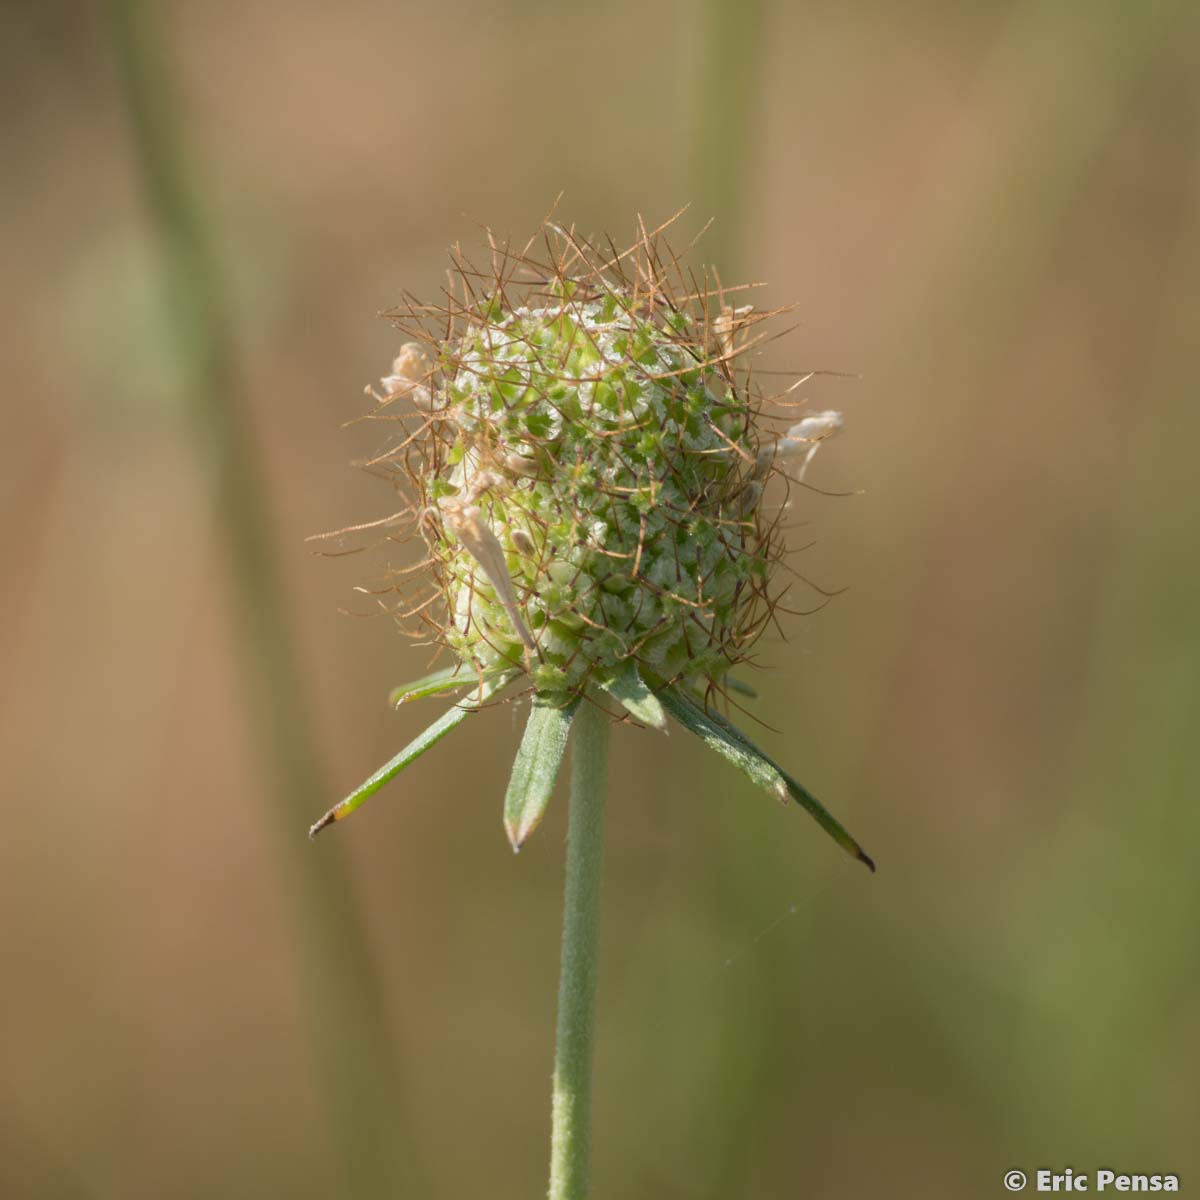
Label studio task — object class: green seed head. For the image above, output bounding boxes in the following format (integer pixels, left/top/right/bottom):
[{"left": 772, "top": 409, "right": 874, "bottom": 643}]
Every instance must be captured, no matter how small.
[
  {"left": 366, "top": 218, "right": 843, "bottom": 706},
  {"left": 311, "top": 216, "right": 871, "bottom": 869},
  {"left": 442, "top": 308, "right": 767, "bottom": 694}
]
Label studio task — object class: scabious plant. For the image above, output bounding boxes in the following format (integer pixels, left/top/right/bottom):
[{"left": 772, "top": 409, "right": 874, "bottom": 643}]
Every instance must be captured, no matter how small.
[{"left": 310, "top": 214, "right": 872, "bottom": 1199}]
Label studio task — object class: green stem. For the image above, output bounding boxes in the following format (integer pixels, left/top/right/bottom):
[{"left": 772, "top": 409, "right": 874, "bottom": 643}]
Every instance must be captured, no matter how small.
[{"left": 548, "top": 700, "right": 610, "bottom": 1200}]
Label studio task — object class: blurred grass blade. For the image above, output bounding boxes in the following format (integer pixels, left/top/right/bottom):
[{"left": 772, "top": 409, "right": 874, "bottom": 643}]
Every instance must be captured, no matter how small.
[
  {"left": 389, "top": 663, "right": 509, "bottom": 708},
  {"left": 311, "top": 674, "right": 515, "bottom": 836},
  {"left": 598, "top": 660, "right": 666, "bottom": 728},
  {"left": 692, "top": 0, "right": 764, "bottom": 270},
  {"left": 107, "top": 0, "right": 434, "bottom": 1190},
  {"left": 655, "top": 684, "right": 875, "bottom": 871},
  {"left": 504, "top": 694, "right": 580, "bottom": 849}
]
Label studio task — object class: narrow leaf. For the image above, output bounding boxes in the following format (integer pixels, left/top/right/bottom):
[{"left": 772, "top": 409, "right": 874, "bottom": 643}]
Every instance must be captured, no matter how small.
[
  {"left": 655, "top": 684, "right": 875, "bottom": 871},
  {"left": 310, "top": 673, "right": 514, "bottom": 837},
  {"left": 388, "top": 663, "right": 510, "bottom": 708},
  {"left": 503, "top": 694, "right": 580, "bottom": 850},
  {"left": 725, "top": 676, "right": 758, "bottom": 699},
  {"left": 598, "top": 660, "right": 666, "bottom": 728}
]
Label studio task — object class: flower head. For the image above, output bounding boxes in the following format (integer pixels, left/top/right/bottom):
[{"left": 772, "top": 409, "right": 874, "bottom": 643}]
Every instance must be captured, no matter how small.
[{"left": 310, "top": 214, "right": 872, "bottom": 870}]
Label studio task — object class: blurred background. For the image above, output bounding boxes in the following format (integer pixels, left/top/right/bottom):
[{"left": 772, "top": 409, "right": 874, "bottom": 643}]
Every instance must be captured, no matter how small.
[{"left": 4, "top": 1, "right": 1199, "bottom": 1196}]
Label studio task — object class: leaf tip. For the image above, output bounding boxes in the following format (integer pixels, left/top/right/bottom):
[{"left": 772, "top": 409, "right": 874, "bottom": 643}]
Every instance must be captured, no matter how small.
[
  {"left": 643, "top": 706, "right": 668, "bottom": 730},
  {"left": 857, "top": 847, "right": 876, "bottom": 873},
  {"left": 308, "top": 808, "right": 340, "bottom": 839},
  {"left": 504, "top": 813, "right": 527, "bottom": 851},
  {"left": 506, "top": 817, "right": 539, "bottom": 852}
]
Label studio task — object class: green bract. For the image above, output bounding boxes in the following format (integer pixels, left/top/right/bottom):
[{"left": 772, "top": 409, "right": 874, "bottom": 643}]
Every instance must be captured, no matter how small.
[{"left": 309, "top": 217, "right": 872, "bottom": 871}]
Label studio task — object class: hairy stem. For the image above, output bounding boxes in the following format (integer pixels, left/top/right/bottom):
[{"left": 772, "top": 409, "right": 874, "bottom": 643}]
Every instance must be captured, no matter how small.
[{"left": 548, "top": 700, "right": 610, "bottom": 1200}]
